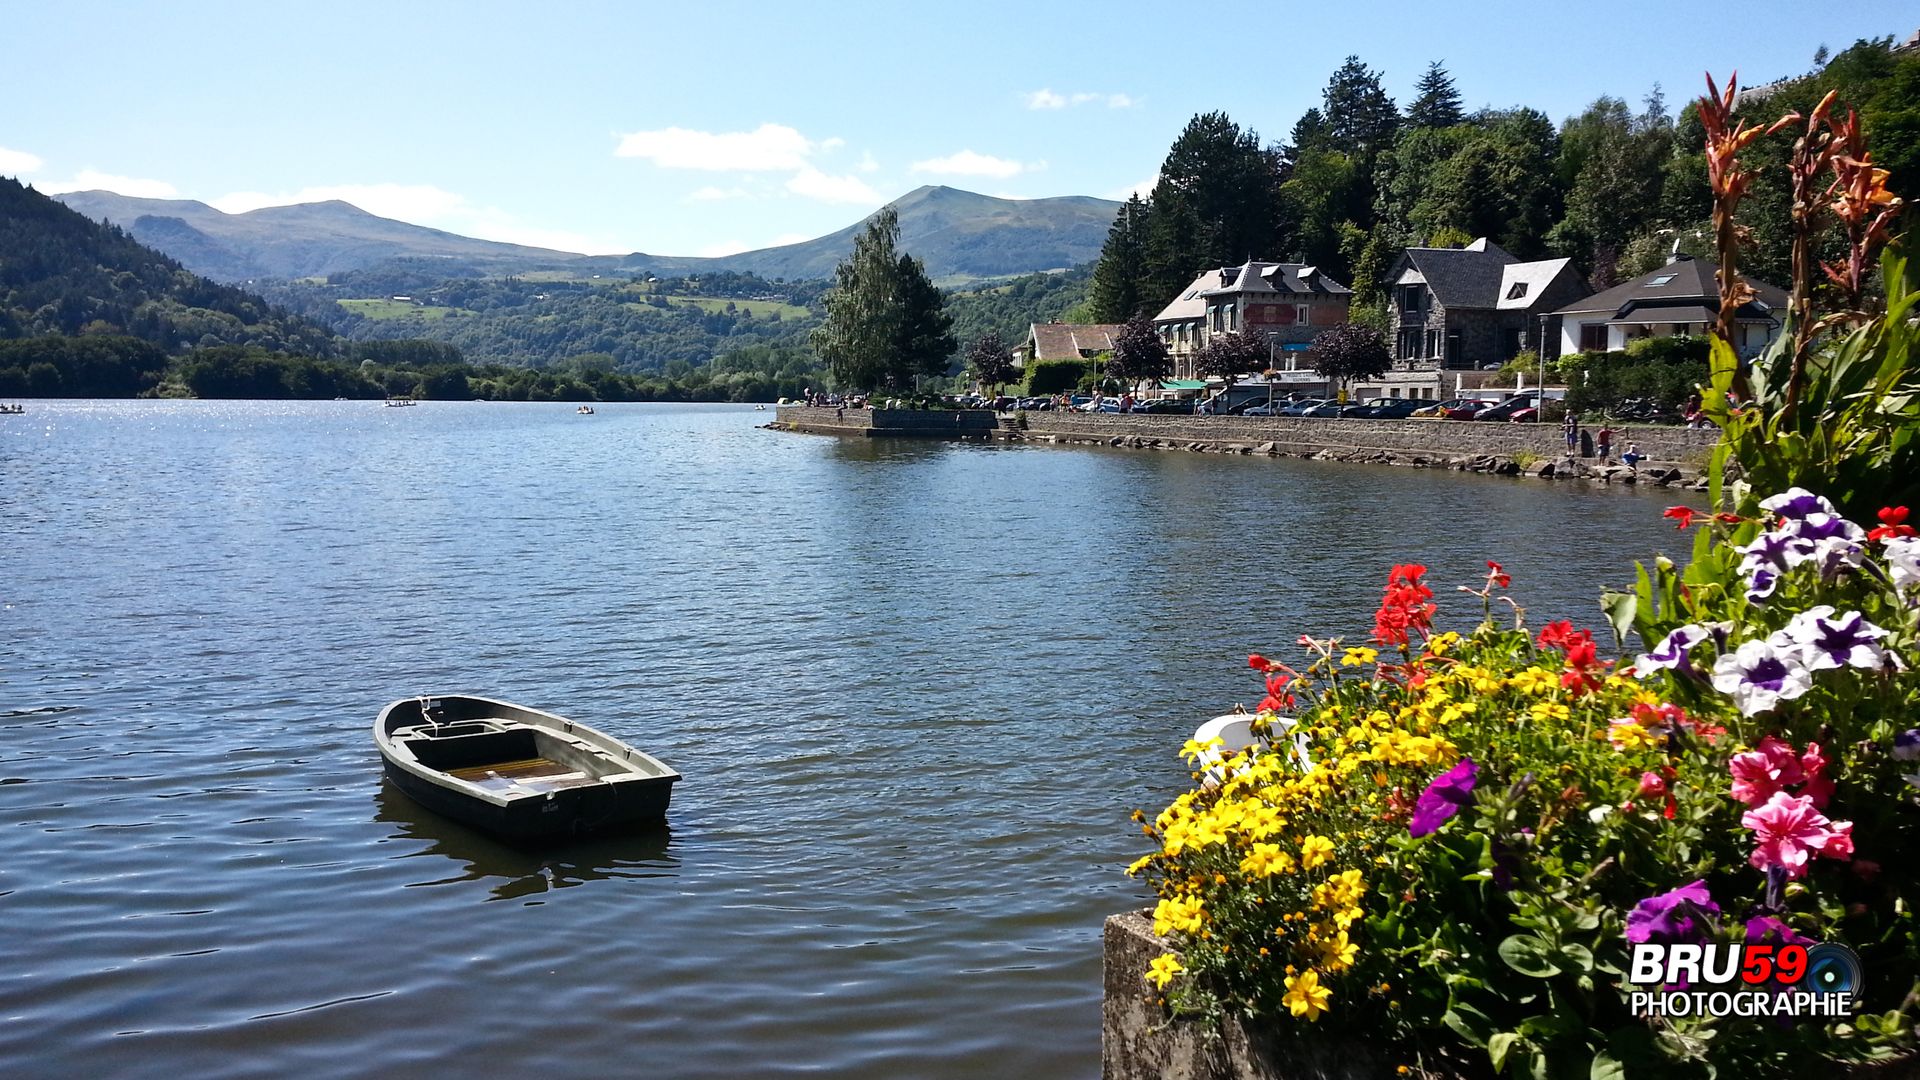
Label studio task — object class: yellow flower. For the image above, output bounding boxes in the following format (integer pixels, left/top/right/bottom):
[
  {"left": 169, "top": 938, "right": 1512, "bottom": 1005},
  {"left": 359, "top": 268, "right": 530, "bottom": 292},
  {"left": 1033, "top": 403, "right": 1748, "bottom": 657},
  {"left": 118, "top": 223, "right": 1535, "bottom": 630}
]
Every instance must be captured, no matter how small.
[
  {"left": 1240, "top": 842, "right": 1296, "bottom": 878},
  {"left": 1341, "top": 647, "right": 1378, "bottom": 668},
  {"left": 1179, "top": 736, "right": 1223, "bottom": 764},
  {"left": 1321, "top": 929, "right": 1358, "bottom": 971},
  {"left": 1508, "top": 668, "right": 1558, "bottom": 696},
  {"left": 1126, "top": 855, "right": 1154, "bottom": 877},
  {"left": 1283, "top": 968, "right": 1333, "bottom": 1020},
  {"left": 1152, "top": 895, "right": 1206, "bottom": 936},
  {"left": 1528, "top": 700, "right": 1571, "bottom": 723},
  {"left": 1145, "top": 953, "right": 1185, "bottom": 989},
  {"left": 1299, "top": 835, "right": 1335, "bottom": 870}
]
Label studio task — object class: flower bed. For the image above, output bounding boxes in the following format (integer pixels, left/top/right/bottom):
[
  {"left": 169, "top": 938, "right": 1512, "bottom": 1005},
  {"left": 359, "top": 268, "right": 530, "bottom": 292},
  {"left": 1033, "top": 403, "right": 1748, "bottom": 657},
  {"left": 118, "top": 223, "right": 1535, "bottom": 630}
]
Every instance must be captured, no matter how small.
[{"left": 1128, "top": 495, "right": 1920, "bottom": 1077}]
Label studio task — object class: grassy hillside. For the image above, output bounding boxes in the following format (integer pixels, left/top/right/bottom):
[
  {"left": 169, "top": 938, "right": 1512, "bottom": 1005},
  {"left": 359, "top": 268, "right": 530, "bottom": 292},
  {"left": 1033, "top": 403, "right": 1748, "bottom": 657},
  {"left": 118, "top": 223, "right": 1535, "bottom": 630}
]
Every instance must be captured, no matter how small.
[{"left": 0, "top": 179, "right": 336, "bottom": 355}]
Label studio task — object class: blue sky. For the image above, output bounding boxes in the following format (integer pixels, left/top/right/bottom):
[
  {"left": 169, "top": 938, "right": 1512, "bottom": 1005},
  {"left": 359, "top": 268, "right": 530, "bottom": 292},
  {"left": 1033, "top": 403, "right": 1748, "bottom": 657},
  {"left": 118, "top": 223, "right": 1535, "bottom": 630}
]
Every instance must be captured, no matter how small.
[{"left": 2, "top": 1, "right": 1911, "bottom": 257}]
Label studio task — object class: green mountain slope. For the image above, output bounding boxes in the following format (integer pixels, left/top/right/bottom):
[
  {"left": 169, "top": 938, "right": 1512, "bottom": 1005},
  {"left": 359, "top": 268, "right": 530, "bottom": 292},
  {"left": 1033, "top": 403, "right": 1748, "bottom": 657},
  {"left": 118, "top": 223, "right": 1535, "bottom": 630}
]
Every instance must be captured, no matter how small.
[
  {"left": 0, "top": 179, "right": 336, "bottom": 354},
  {"left": 54, "top": 190, "right": 586, "bottom": 281},
  {"left": 58, "top": 185, "right": 1121, "bottom": 285}
]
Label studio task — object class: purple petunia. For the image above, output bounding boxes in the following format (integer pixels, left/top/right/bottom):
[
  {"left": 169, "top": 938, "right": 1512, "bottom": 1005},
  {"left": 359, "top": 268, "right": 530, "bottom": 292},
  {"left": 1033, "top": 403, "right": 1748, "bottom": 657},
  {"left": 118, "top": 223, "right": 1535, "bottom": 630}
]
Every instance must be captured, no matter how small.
[
  {"left": 1710, "top": 639, "right": 1815, "bottom": 716},
  {"left": 1744, "top": 915, "right": 1813, "bottom": 947},
  {"left": 1761, "top": 487, "right": 1838, "bottom": 521},
  {"left": 1778, "top": 606, "right": 1889, "bottom": 671},
  {"left": 1408, "top": 757, "right": 1478, "bottom": 839},
  {"left": 1895, "top": 729, "right": 1920, "bottom": 762},
  {"left": 1627, "top": 880, "right": 1720, "bottom": 945},
  {"left": 1633, "top": 622, "right": 1725, "bottom": 681}
]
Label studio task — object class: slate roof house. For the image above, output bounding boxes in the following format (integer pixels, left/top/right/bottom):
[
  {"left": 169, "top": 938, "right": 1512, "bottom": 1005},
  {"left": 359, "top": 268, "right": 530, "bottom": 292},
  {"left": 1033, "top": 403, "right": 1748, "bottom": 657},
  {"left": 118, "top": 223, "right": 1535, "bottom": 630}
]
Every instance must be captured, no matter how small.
[
  {"left": 1151, "top": 260, "right": 1351, "bottom": 382},
  {"left": 1013, "top": 323, "right": 1127, "bottom": 368},
  {"left": 1374, "top": 239, "right": 1589, "bottom": 400},
  {"left": 1552, "top": 254, "right": 1787, "bottom": 359}
]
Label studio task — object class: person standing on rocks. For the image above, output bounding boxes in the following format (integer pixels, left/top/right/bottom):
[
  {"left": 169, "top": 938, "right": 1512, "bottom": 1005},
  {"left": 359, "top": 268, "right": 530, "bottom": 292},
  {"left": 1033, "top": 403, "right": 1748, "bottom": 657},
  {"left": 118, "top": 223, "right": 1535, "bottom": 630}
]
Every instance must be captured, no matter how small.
[
  {"left": 1563, "top": 410, "right": 1579, "bottom": 455},
  {"left": 1597, "top": 424, "right": 1615, "bottom": 462}
]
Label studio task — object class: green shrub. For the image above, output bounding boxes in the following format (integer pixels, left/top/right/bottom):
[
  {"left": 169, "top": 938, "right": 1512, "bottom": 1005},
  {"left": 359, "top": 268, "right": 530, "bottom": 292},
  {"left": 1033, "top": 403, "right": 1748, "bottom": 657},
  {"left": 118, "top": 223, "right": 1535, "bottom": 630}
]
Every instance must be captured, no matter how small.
[{"left": 1024, "top": 357, "right": 1093, "bottom": 395}]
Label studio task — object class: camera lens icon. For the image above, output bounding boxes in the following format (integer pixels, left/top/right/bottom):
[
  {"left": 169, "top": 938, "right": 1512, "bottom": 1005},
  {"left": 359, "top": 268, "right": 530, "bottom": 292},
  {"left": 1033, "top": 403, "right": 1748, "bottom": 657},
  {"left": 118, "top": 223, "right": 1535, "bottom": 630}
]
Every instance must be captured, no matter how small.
[{"left": 1802, "top": 943, "right": 1863, "bottom": 996}]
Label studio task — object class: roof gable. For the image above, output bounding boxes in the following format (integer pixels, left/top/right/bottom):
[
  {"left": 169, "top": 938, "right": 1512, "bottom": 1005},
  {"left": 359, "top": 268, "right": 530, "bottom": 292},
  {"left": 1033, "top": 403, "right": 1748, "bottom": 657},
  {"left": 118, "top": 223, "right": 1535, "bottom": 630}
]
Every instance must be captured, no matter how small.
[{"left": 1552, "top": 257, "right": 1788, "bottom": 317}]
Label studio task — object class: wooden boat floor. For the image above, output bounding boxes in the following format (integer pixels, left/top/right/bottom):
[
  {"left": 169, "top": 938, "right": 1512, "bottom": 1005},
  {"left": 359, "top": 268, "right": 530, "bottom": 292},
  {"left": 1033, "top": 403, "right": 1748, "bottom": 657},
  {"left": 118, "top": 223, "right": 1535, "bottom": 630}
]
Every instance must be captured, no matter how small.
[{"left": 447, "top": 757, "right": 599, "bottom": 794}]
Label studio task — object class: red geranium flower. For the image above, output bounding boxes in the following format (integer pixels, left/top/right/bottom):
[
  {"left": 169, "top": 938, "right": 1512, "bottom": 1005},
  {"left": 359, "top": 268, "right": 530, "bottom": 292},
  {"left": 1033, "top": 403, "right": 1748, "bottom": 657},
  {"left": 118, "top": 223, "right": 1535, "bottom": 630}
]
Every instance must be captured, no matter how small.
[
  {"left": 1372, "top": 564, "right": 1435, "bottom": 646},
  {"left": 1486, "top": 560, "right": 1511, "bottom": 588},
  {"left": 1870, "top": 506, "right": 1916, "bottom": 542},
  {"left": 1249, "top": 654, "right": 1275, "bottom": 672},
  {"left": 1663, "top": 506, "right": 1699, "bottom": 530}
]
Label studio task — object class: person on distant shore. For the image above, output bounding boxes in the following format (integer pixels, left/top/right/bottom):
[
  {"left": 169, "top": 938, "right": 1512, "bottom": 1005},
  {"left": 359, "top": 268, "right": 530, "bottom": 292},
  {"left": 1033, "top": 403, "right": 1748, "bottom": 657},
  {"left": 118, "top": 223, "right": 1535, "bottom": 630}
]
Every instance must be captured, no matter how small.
[
  {"left": 1563, "top": 410, "right": 1579, "bottom": 454},
  {"left": 1621, "top": 442, "right": 1644, "bottom": 470},
  {"left": 1597, "top": 424, "right": 1615, "bottom": 461}
]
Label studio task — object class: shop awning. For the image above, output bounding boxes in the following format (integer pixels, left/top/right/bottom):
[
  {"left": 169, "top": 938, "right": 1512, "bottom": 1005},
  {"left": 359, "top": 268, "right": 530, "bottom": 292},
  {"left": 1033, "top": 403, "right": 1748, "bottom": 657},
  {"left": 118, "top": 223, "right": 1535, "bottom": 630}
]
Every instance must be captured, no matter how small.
[{"left": 1158, "top": 379, "right": 1210, "bottom": 390}]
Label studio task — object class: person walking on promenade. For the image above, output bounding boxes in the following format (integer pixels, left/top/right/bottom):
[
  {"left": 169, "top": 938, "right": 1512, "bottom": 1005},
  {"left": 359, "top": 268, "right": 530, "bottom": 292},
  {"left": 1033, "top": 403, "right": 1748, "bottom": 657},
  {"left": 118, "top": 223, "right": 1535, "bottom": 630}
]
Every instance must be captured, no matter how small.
[
  {"left": 1563, "top": 410, "right": 1579, "bottom": 455},
  {"left": 1597, "top": 424, "right": 1615, "bottom": 462}
]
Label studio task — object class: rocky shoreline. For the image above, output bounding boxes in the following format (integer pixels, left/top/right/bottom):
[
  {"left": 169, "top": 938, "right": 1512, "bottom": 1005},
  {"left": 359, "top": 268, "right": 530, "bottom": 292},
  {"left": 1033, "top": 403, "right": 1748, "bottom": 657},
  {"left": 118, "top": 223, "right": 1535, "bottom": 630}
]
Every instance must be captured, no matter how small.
[{"left": 992, "top": 426, "right": 1708, "bottom": 489}]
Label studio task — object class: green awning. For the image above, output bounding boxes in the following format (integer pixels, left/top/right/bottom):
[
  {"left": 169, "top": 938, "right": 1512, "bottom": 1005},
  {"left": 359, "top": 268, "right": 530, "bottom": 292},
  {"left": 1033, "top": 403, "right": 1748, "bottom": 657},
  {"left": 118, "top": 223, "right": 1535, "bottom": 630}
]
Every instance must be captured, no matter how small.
[{"left": 1159, "top": 379, "right": 1209, "bottom": 390}]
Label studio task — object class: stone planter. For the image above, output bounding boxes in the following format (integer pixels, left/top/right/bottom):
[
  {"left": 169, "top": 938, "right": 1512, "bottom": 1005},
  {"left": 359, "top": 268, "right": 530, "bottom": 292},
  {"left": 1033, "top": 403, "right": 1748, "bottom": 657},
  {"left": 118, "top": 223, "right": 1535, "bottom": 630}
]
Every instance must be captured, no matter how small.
[
  {"left": 1103, "top": 910, "right": 1920, "bottom": 1080},
  {"left": 1102, "top": 911, "right": 1390, "bottom": 1080}
]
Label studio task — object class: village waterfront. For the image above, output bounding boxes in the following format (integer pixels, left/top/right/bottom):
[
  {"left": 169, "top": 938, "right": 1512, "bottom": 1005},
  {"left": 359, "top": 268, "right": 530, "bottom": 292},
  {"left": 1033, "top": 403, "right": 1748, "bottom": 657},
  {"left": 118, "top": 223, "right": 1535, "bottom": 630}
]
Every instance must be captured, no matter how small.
[{"left": 0, "top": 400, "right": 1685, "bottom": 1078}]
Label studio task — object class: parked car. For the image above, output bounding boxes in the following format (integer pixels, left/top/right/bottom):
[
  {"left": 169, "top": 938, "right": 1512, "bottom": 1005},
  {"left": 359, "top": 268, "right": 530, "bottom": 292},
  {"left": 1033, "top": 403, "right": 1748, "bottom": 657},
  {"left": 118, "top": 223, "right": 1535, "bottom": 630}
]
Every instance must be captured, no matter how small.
[
  {"left": 1078, "top": 396, "right": 1121, "bottom": 413},
  {"left": 1242, "top": 402, "right": 1279, "bottom": 416},
  {"left": 1474, "top": 394, "right": 1542, "bottom": 422},
  {"left": 1302, "top": 401, "right": 1347, "bottom": 418},
  {"left": 1508, "top": 406, "right": 1540, "bottom": 423},
  {"left": 1361, "top": 398, "right": 1427, "bottom": 420},
  {"left": 1277, "top": 398, "right": 1331, "bottom": 417},
  {"left": 1134, "top": 398, "right": 1194, "bottom": 414},
  {"left": 1410, "top": 397, "right": 1486, "bottom": 419}
]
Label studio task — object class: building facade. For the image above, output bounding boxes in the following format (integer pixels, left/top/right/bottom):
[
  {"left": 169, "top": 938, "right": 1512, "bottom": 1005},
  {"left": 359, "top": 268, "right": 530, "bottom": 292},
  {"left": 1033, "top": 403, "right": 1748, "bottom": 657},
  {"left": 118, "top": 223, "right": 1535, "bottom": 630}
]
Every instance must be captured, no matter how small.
[
  {"left": 1013, "top": 323, "right": 1128, "bottom": 369},
  {"left": 1367, "top": 239, "right": 1589, "bottom": 401},
  {"left": 1151, "top": 261, "right": 1352, "bottom": 381},
  {"left": 1551, "top": 255, "right": 1786, "bottom": 360}
]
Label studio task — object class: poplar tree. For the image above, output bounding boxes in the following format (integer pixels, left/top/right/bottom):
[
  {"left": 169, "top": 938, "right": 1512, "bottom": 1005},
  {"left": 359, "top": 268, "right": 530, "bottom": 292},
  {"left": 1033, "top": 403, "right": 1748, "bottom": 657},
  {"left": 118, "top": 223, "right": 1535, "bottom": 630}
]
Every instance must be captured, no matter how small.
[{"left": 811, "top": 207, "right": 954, "bottom": 390}]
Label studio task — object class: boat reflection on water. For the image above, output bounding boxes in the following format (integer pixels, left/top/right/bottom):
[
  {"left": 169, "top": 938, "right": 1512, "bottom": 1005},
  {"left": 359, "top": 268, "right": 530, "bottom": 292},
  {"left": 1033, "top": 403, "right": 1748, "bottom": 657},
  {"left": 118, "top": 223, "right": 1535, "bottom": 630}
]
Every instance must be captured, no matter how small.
[{"left": 374, "top": 779, "right": 678, "bottom": 902}]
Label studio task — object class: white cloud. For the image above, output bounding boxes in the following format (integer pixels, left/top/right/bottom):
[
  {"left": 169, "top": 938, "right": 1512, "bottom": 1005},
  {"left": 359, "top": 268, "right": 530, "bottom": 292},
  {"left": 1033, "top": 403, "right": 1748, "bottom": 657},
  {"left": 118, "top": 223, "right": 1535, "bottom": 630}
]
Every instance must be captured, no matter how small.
[
  {"left": 0, "top": 146, "right": 43, "bottom": 175},
  {"left": 41, "top": 168, "right": 179, "bottom": 198},
  {"left": 1107, "top": 173, "right": 1160, "bottom": 201},
  {"left": 1026, "top": 89, "right": 1136, "bottom": 110},
  {"left": 785, "top": 167, "right": 882, "bottom": 205},
  {"left": 820, "top": 136, "right": 846, "bottom": 152},
  {"left": 909, "top": 150, "right": 1031, "bottom": 179},
  {"left": 613, "top": 122, "right": 814, "bottom": 171},
  {"left": 856, "top": 151, "right": 879, "bottom": 174}
]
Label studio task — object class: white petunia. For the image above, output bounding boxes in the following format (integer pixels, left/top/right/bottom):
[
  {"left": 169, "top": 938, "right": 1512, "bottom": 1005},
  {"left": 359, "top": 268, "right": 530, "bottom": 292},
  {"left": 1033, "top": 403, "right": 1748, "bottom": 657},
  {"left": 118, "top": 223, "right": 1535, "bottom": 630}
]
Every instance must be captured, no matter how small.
[{"left": 1710, "top": 639, "right": 1816, "bottom": 716}]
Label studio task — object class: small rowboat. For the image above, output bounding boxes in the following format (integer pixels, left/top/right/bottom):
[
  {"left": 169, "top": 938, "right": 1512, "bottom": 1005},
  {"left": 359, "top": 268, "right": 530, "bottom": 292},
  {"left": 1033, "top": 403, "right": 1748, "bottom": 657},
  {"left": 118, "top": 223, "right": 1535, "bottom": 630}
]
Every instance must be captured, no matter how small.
[{"left": 375, "top": 695, "right": 679, "bottom": 840}]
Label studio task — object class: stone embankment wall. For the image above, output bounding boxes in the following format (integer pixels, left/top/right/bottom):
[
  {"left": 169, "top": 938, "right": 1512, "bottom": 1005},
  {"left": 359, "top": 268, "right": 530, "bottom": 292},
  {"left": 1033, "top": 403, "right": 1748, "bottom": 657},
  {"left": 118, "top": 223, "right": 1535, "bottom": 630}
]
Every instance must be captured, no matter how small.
[
  {"left": 1013, "top": 412, "right": 1717, "bottom": 466},
  {"left": 772, "top": 406, "right": 997, "bottom": 437},
  {"left": 1104, "top": 911, "right": 1389, "bottom": 1080}
]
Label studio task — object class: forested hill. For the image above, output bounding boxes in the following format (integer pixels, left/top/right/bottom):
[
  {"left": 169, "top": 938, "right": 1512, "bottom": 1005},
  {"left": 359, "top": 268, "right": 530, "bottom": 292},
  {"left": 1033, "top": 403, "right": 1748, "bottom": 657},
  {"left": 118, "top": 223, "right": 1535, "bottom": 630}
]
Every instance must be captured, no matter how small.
[{"left": 0, "top": 179, "right": 336, "bottom": 355}]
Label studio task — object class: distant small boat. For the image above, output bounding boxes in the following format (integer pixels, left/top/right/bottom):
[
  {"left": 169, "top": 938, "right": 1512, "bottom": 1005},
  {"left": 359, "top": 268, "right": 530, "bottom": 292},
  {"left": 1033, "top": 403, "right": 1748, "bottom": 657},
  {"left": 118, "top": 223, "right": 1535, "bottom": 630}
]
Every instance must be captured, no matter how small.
[
  {"left": 375, "top": 695, "right": 679, "bottom": 840},
  {"left": 754, "top": 404, "right": 767, "bottom": 411},
  {"left": 577, "top": 405, "right": 595, "bottom": 415},
  {"left": 0, "top": 403, "right": 23, "bottom": 414},
  {"left": 384, "top": 398, "right": 417, "bottom": 408}
]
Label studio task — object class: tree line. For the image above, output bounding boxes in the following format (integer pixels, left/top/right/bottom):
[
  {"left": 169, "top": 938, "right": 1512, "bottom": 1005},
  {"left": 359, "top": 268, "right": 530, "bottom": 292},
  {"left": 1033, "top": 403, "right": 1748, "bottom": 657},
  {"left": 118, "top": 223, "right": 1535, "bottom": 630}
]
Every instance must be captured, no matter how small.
[{"left": 1087, "top": 37, "right": 1920, "bottom": 325}]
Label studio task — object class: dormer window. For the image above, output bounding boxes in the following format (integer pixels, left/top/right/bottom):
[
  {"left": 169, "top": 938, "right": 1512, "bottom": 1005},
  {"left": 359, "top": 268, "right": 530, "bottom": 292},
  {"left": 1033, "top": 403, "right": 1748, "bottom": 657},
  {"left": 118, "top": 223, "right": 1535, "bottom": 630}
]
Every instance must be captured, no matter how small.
[
  {"left": 1646, "top": 274, "right": 1677, "bottom": 286},
  {"left": 1505, "top": 282, "right": 1528, "bottom": 300}
]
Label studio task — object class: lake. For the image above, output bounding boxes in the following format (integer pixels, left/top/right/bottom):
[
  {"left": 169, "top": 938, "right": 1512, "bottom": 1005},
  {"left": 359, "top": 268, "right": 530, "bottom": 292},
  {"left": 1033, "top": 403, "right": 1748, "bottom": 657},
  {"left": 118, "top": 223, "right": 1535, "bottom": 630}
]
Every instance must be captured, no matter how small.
[{"left": 0, "top": 401, "right": 1687, "bottom": 1078}]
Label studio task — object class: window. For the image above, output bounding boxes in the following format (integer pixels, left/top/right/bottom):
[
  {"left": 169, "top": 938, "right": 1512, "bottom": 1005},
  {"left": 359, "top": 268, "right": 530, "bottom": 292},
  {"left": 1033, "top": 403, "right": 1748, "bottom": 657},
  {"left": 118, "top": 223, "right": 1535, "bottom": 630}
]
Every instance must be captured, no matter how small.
[
  {"left": 1296, "top": 305, "right": 1310, "bottom": 325},
  {"left": 1645, "top": 274, "right": 1677, "bottom": 287},
  {"left": 1425, "top": 329, "right": 1441, "bottom": 357},
  {"left": 1227, "top": 305, "right": 1238, "bottom": 331},
  {"left": 1506, "top": 281, "right": 1529, "bottom": 300},
  {"left": 1579, "top": 323, "right": 1609, "bottom": 352}
]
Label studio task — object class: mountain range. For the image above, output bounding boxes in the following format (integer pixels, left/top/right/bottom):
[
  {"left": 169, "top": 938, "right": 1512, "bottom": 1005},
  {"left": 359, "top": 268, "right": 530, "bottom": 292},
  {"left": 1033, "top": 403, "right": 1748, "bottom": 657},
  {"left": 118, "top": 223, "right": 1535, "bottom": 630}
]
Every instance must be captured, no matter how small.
[{"left": 53, "top": 185, "right": 1121, "bottom": 285}]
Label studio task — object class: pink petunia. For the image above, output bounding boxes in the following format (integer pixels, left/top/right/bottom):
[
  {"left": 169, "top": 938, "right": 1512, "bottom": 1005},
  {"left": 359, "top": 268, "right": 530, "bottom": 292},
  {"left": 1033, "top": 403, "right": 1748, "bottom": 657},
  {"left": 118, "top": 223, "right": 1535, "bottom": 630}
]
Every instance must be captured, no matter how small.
[
  {"left": 1741, "top": 791, "right": 1854, "bottom": 879},
  {"left": 1728, "top": 735, "right": 1806, "bottom": 807}
]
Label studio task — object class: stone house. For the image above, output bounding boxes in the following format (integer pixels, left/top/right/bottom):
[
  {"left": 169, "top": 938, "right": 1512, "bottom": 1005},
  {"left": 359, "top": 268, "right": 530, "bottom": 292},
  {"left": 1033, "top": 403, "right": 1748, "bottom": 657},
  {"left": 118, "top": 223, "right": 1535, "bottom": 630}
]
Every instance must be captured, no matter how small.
[
  {"left": 1370, "top": 239, "right": 1589, "bottom": 401},
  {"left": 1551, "top": 255, "right": 1786, "bottom": 359},
  {"left": 1013, "top": 322, "right": 1128, "bottom": 369},
  {"left": 1151, "top": 261, "right": 1351, "bottom": 383}
]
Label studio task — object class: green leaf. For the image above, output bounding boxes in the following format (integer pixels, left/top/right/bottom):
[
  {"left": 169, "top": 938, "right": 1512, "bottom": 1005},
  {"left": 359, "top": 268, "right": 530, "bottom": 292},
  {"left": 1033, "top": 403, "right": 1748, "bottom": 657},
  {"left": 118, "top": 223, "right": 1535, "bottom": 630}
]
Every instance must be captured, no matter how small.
[
  {"left": 1489, "top": 1031, "right": 1520, "bottom": 1074},
  {"left": 1499, "top": 934, "right": 1562, "bottom": 978},
  {"left": 1590, "top": 1049, "right": 1627, "bottom": 1080},
  {"left": 1443, "top": 1001, "right": 1495, "bottom": 1048},
  {"left": 1599, "top": 590, "right": 1636, "bottom": 647}
]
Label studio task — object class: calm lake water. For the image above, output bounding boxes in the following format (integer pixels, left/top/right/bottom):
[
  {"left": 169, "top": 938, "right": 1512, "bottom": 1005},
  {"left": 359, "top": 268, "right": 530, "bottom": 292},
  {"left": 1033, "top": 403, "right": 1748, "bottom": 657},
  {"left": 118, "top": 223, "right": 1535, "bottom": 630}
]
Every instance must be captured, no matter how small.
[{"left": 0, "top": 401, "right": 1686, "bottom": 1078}]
